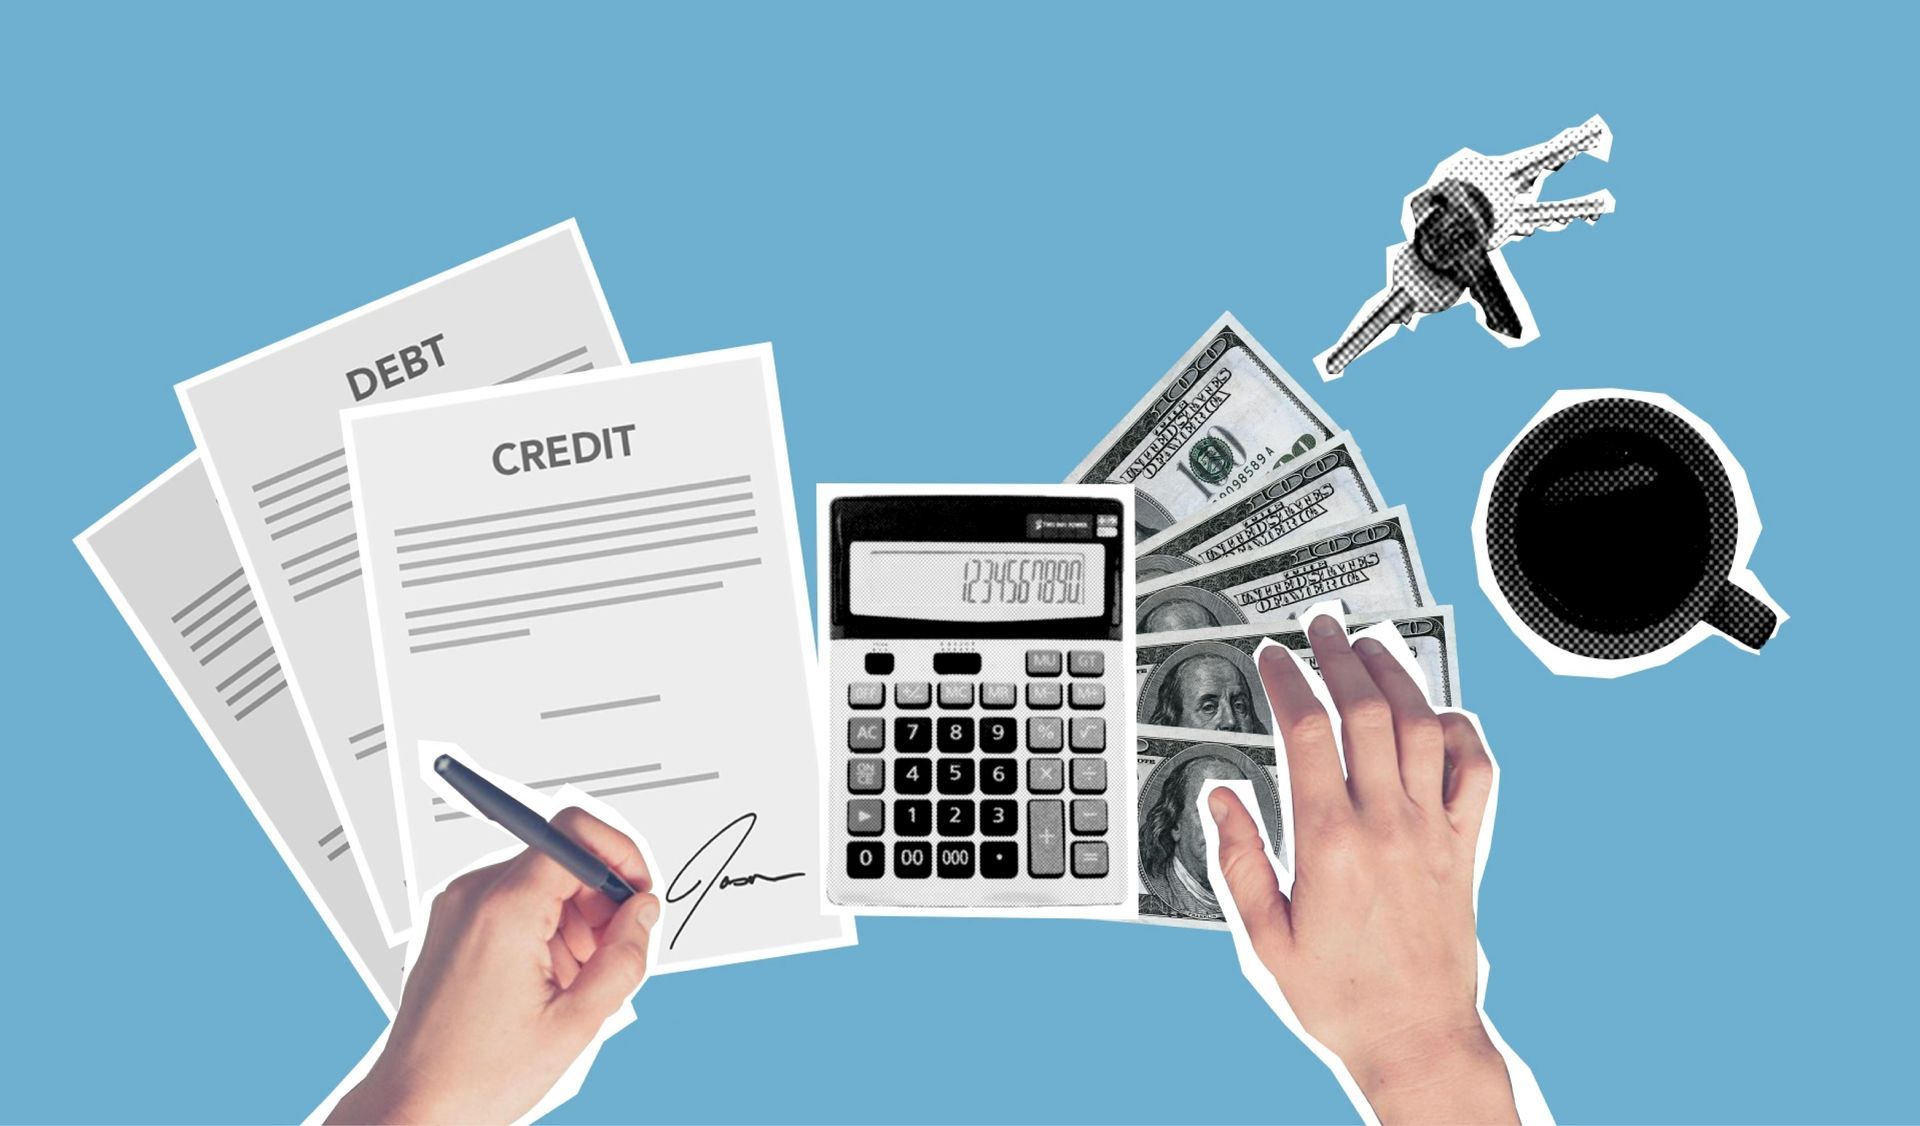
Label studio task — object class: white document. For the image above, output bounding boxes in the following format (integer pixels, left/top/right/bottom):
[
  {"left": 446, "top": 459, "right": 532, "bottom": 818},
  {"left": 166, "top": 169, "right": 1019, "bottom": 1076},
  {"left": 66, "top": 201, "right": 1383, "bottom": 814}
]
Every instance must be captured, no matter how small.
[
  {"left": 344, "top": 345, "right": 853, "bottom": 971},
  {"left": 76, "top": 455, "right": 405, "bottom": 1012},
  {"left": 177, "top": 222, "right": 627, "bottom": 939}
]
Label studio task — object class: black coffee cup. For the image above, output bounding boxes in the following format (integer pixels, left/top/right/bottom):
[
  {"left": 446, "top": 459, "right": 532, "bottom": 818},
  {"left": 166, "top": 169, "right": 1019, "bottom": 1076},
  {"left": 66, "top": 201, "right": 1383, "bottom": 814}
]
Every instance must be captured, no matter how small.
[{"left": 1484, "top": 396, "right": 1776, "bottom": 660}]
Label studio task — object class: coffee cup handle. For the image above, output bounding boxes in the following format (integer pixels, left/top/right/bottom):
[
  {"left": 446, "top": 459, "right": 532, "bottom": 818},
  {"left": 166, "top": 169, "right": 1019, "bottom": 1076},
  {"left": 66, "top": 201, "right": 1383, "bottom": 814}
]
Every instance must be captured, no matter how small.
[{"left": 1704, "top": 580, "right": 1777, "bottom": 650}]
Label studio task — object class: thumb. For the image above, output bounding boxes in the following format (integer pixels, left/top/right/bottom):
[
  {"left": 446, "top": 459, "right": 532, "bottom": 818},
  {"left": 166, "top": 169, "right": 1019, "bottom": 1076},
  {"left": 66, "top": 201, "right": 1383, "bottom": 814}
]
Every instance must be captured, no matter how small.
[
  {"left": 1207, "top": 788, "right": 1291, "bottom": 946},
  {"left": 559, "top": 892, "right": 660, "bottom": 1026}
]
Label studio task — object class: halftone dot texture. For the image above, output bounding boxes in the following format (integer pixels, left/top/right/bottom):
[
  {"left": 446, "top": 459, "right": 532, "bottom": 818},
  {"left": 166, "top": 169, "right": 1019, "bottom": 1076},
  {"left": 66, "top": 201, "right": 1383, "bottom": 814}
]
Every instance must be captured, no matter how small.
[{"left": 1486, "top": 397, "right": 1756, "bottom": 660}]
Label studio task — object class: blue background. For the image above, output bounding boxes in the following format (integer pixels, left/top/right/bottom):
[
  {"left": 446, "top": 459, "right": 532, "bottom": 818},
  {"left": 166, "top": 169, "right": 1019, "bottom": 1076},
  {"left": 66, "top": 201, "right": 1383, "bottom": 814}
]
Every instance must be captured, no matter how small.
[{"left": 6, "top": 4, "right": 1915, "bottom": 1122}]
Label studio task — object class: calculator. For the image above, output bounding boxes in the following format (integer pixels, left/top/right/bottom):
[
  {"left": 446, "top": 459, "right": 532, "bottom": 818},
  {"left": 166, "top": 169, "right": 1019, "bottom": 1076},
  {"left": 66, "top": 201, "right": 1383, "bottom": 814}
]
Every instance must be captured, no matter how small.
[{"left": 820, "top": 486, "right": 1133, "bottom": 911}]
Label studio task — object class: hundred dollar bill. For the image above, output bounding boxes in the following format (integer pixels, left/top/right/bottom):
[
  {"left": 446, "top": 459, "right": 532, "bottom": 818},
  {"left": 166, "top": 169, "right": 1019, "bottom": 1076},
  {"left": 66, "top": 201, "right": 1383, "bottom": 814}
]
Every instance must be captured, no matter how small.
[
  {"left": 1135, "top": 725, "right": 1287, "bottom": 928},
  {"left": 1067, "top": 312, "right": 1338, "bottom": 540},
  {"left": 1136, "top": 430, "right": 1386, "bottom": 581},
  {"left": 1135, "top": 507, "right": 1431, "bottom": 634},
  {"left": 1134, "top": 608, "right": 1461, "bottom": 738}
]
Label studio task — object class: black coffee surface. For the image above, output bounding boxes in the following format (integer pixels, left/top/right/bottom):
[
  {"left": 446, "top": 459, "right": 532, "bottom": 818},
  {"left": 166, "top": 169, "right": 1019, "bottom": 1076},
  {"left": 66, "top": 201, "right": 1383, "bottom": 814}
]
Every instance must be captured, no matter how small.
[{"left": 1513, "top": 425, "right": 1710, "bottom": 634}]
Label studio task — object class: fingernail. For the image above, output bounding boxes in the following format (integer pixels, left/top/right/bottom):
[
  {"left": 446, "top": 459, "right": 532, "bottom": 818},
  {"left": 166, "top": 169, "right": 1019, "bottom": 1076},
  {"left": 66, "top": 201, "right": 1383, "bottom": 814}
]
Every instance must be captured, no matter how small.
[
  {"left": 634, "top": 896, "right": 661, "bottom": 930},
  {"left": 1208, "top": 789, "right": 1230, "bottom": 823},
  {"left": 1309, "top": 615, "right": 1340, "bottom": 638},
  {"left": 1354, "top": 637, "right": 1386, "bottom": 656}
]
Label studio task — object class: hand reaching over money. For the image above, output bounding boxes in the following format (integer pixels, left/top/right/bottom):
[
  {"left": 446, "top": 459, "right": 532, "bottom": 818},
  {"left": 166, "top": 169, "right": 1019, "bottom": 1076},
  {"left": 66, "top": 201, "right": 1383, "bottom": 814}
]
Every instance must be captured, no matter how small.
[{"left": 1207, "top": 617, "right": 1517, "bottom": 1124}]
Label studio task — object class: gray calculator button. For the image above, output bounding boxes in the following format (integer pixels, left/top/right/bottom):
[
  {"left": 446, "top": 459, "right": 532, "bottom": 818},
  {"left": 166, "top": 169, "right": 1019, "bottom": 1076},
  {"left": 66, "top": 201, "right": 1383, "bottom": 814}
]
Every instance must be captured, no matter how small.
[
  {"left": 1069, "top": 717, "right": 1106, "bottom": 751},
  {"left": 848, "top": 718, "right": 886, "bottom": 751},
  {"left": 938, "top": 681, "right": 975, "bottom": 708},
  {"left": 1069, "top": 683, "right": 1106, "bottom": 709},
  {"left": 1071, "top": 758, "right": 1107, "bottom": 794},
  {"left": 1028, "top": 799, "right": 1066, "bottom": 877},
  {"left": 848, "top": 759, "right": 884, "bottom": 794},
  {"left": 1071, "top": 841, "right": 1109, "bottom": 878},
  {"left": 894, "top": 681, "right": 931, "bottom": 709},
  {"left": 1071, "top": 799, "right": 1108, "bottom": 835},
  {"left": 847, "top": 799, "right": 885, "bottom": 836},
  {"left": 980, "top": 683, "right": 1017, "bottom": 709},
  {"left": 1068, "top": 650, "right": 1104, "bottom": 676},
  {"left": 848, "top": 682, "right": 886, "bottom": 708},
  {"left": 1026, "top": 649, "right": 1063, "bottom": 676},
  {"left": 1027, "top": 717, "right": 1065, "bottom": 752},
  {"left": 1028, "top": 758, "right": 1064, "bottom": 794},
  {"left": 1026, "top": 682, "right": 1063, "bottom": 709}
]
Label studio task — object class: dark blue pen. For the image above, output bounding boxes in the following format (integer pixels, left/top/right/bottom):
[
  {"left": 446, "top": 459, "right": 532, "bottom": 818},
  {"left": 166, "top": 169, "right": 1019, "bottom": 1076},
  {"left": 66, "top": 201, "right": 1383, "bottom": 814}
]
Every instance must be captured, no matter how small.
[{"left": 433, "top": 753, "right": 635, "bottom": 903}]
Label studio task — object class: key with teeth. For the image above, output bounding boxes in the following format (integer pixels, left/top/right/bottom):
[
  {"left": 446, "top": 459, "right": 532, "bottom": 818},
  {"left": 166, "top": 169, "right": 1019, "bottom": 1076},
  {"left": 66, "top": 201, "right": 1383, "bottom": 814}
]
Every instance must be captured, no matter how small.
[{"left": 1316, "top": 115, "right": 1615, "bottom": 379}]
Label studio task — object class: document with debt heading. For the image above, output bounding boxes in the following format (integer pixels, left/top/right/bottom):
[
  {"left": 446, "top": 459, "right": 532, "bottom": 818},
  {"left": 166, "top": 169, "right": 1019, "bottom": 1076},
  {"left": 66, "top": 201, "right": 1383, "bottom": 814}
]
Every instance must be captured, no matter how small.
[
  {"left": 345, "top": 346, "right": 853, "bottom": 971},
  {"left": 177, "top": 222, "right": 626, "bottom": 939},
  {"left": 76, "top": 455, "right": 405, "bottom": 1012}
]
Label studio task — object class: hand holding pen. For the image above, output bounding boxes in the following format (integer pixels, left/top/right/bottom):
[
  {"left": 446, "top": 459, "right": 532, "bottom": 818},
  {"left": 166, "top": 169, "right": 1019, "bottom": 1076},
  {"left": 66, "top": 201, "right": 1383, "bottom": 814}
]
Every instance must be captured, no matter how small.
[{"left": 328, "top": 785, "right": 659, "bottom": 1125}]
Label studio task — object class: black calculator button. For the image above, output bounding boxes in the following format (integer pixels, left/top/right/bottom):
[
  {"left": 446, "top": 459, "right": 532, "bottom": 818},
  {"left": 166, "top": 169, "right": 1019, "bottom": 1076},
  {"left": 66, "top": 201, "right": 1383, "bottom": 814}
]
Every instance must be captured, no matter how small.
[
  {"left": 981, "top": 759, "right": 1017, "bottom": 795},
  {"left": 933, "top": 652, "right": 982, "bottom": 675},
  {"left": 938, "top": 799, "right": 976, "bottom": 836},
  {"left": 937, "top": 717, "right": 975, "bottom": 753},
  {"left": 981, "top": 841, "right": 1018, "bottom": 879},
  {"left": 894, "top": 799, "right": 932, "bottom": 836},
  {"left": 981, "top": 799, "right": 1018, "bottom": 836},
  {"left": 894, "top": 716, "right": 932, "bottom": 753},
  {"left": 864, "top": 652, "right": 895, "bottom": 675},
  {"left": 979, "top": 717, "right": 1017, "bottom": 754},
  {"left": 893, "top": 841, "right": 932, "bottom": 879},
  {"left": 847, "top": 841, "right": 885, "bottom": 879},
  {"left": 937, "top": 758, "right": 975, "bottom": 794},
  {"left": 893, "top": 758, "right": 931, "bottom": 795},
  {"left": 936, "top": 841, "right": 975, "bottom": 878}
]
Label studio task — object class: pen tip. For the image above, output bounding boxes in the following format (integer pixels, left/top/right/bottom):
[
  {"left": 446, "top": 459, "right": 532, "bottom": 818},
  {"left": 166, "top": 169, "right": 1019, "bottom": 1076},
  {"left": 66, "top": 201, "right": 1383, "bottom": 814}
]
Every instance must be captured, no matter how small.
[{"left": 434, "top": 754, "right": 454, "bottom": 775}]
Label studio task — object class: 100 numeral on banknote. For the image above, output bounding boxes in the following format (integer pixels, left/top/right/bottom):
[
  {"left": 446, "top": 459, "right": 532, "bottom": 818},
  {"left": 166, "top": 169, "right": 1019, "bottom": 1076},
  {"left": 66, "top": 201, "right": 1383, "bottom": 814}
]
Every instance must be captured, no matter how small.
[{"left": 1067, "top": 313, "right": 1338, "bottom": 539}]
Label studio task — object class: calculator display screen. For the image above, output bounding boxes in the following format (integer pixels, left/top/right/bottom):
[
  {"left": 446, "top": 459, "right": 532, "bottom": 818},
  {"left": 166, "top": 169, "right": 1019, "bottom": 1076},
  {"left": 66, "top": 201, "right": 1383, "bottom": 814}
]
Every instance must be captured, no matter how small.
[{"left": 850, "top": 541, "right": 1101, "bottom": 622}]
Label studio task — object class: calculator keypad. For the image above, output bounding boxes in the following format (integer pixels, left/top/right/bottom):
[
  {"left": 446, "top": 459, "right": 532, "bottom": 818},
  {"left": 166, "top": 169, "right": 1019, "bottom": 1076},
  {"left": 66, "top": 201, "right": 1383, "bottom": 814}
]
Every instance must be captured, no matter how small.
[{"left": 831, "top": 639, "right": 1123, "bottom": 905}]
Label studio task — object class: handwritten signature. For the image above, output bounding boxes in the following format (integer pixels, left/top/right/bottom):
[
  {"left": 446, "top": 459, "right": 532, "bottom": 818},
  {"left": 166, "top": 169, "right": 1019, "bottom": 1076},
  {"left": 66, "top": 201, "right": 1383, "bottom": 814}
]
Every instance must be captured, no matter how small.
[{"left": 663, "top": 812, "right": 804, "bottom": 949}]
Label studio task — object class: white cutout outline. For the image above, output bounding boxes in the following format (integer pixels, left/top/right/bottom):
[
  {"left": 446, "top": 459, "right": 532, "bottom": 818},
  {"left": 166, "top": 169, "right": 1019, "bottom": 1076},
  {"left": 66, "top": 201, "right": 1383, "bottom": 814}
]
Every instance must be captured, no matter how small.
[
  {"left": 74, "top": 452, "right": 405, "bottom": 1016},
  {"left": 175, "top": 218, "right": 630, "bottom": 943},
  {"left": 1200, "top": 601, "right": 1552, "bottom": 1123},
  {"left": 306, "top": 742, "right": 658, "bottom": 1126},
  {"left": 1472, "top": 388, "right": 1786, "bottom": 678}
]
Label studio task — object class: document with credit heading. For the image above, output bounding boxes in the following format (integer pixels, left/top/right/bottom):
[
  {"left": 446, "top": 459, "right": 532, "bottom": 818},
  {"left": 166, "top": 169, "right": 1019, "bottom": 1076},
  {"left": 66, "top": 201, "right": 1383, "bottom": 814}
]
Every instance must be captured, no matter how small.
[
  {"left": 177, "top": 222, "right": 626, "bottom": 938},
  {"left": 76, "top": 455, "right": 405, "bottom": 1012},
  {"left": 345, "top": 345, "right": 853, "bottom": 970}
]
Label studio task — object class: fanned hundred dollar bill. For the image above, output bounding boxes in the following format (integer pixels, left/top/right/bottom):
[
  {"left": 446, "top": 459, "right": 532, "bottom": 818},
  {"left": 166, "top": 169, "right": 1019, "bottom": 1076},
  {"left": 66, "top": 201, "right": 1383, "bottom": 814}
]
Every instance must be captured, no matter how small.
[
  {"left": 1135, "top": 725, "right": 1287, "bottom": 928},
  {"left": 1134, "top": 608, "right": 1461, "bottom": 739},
  {"left": 1067, "top": 312, "right": 1338, "bottom": 540},
  {"left": 1135, "top": 506, "right": 1431, "bottom": 633},
  {"left": 1135, "top": 430, "right": 1386, "bottom": 581}
]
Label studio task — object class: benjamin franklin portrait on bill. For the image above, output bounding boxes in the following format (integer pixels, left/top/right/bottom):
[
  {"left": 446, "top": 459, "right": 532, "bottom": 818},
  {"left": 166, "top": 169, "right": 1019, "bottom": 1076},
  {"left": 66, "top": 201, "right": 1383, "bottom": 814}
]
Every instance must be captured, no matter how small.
[
  {"left": 1137, "top": 742, "right": 1284, "bottom": 922},
  {"left": 1140, "top": 641, "right": 1271, "bottom": 735}
]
